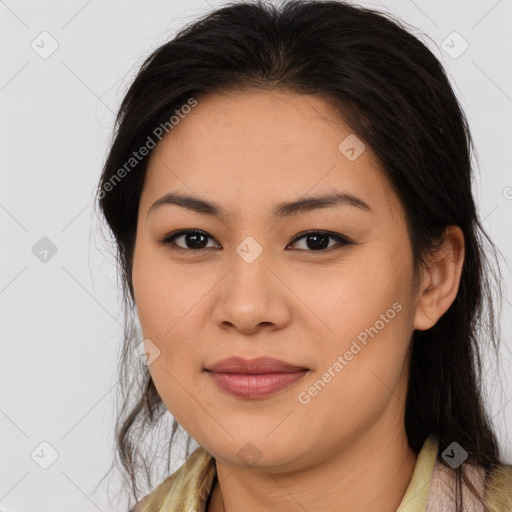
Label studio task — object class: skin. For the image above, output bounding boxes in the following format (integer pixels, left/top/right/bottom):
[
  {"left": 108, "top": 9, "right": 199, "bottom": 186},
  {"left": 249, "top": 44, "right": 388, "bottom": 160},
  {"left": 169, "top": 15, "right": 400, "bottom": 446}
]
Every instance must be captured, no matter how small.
[{"left": 131, "top": 89, "right": 465, "bottom": 512}]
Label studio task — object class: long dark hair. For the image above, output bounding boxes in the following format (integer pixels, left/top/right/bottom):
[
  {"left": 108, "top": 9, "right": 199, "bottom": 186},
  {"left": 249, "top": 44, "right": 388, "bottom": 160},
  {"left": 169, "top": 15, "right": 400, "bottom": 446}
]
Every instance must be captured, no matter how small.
[{"left": 94, "top": 1, "right": 505, "bottom": 509}]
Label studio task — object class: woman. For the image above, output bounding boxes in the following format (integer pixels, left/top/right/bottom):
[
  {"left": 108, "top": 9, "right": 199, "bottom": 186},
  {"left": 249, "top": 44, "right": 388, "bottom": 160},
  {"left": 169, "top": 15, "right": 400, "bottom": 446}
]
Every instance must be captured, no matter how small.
[{"left": 95, "top": 1, "right": 512, "bottom": 510}]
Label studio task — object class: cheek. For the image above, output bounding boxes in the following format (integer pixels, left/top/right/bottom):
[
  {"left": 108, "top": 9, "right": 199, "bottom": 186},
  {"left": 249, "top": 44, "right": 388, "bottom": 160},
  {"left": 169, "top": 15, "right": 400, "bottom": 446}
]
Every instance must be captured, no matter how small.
[
  {"left": 294, "top": 295, "right": 412, "bottom": 449},
  {"left": 131, "top": 241, "right": 216, "bottom": 423},
  {"left": 292, "top": 247, "right": 414, "bottom": 410},
  {"left": 132, "top": 247, "right": 204, "bottom": 428},
  {"left": 132, "top": 239, "right": 207, "bottom": 341},
  {"left": 291, "top": 245, "right": 412, "bottom": 347}
]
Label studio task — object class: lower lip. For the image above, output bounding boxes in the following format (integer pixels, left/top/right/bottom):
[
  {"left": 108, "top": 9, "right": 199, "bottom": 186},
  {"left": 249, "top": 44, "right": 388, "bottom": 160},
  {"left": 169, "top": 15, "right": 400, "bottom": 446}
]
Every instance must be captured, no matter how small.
[{"left": 206, "top": 371, "right": 308, "bottom": 398}]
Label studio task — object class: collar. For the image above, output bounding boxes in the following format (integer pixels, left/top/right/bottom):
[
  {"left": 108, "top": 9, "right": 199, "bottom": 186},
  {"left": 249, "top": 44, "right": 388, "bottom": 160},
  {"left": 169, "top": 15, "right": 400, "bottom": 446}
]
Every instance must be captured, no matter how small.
[{"left": 133, "top": 435, "right": 439, "bottom": 512}]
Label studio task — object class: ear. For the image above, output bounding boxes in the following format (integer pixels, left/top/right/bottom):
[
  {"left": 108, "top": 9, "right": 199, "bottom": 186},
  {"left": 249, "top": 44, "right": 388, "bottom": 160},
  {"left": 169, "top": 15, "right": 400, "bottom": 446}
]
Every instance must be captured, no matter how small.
[{"left": 413, "top": 226, "right": 465, "bottom": 331}]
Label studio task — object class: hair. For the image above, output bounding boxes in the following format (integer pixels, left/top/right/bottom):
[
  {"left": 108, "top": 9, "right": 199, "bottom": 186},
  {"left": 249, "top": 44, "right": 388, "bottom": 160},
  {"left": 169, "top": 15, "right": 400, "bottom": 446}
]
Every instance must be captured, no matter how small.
[{"left": 94, "top": 1, "right": 506, "bottom": 510}]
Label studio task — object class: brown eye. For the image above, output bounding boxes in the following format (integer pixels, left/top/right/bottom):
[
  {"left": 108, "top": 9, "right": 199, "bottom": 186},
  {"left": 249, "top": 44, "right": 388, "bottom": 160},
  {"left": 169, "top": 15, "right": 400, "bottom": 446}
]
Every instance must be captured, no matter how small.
[
  {"left": 161, "top": 230, "right": 219, "bottom": 251},
  {"left": 287, "top": 231, "right": 353, "bottom": 252}
]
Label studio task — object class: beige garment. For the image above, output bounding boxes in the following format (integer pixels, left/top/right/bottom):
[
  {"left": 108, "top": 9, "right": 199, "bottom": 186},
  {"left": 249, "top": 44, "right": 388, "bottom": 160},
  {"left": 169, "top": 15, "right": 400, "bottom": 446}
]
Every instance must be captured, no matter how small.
[
  {"left": 426, "top": 458, "right": 486, "bottom": 512},
  {"left": 132, "top": 435, "right": 512, "bottom": 512}
]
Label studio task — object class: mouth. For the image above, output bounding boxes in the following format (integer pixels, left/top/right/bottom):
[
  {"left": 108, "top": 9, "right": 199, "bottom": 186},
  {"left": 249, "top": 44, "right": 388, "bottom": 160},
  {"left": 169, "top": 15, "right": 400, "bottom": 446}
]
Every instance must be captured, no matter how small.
[
  {"left": 204, "top": 355, "right": 309, "bottom": 374},
  {"left": 204, "top": 356, "right": 310, "bottom": 399}
]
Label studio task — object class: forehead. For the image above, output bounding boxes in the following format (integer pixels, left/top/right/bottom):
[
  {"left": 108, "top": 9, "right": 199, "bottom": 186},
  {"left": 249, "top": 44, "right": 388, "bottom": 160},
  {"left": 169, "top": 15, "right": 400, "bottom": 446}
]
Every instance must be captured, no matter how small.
[{"left": 141, "top": 89, "right": 395, "bottom": 219}]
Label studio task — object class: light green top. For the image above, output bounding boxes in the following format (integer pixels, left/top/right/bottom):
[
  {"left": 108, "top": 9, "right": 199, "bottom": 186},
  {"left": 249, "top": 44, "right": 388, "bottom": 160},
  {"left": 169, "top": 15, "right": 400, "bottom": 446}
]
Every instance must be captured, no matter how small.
[
  {"left": 133, "top": 435, "right": 512, "bottom": 512},
  {"left": 396, "top": 435, "right": 438, "bottom": 511}
]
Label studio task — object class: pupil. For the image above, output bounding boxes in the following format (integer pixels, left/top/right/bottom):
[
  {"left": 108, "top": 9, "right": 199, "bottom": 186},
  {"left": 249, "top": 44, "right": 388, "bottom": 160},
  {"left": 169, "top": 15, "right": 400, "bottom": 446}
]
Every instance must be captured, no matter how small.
[
  {"left": 186, "top": 233, "right": 207, "bottom": 249},
  {"left": 307, "top": 234, "right": 329, "bottom": 250}
]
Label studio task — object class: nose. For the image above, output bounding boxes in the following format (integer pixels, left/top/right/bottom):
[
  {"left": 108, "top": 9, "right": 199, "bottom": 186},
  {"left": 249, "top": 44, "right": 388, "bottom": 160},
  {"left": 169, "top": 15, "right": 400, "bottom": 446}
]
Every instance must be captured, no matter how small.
[{"left": 212, "top": 251, "right": 292, "bottom": 335}]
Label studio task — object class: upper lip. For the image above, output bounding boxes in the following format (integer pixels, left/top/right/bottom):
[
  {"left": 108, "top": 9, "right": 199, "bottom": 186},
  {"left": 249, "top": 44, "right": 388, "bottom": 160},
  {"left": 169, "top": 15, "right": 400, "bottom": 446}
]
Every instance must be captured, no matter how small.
[{"left": 205, "top": 356, "right": 309, "bottom": 374}]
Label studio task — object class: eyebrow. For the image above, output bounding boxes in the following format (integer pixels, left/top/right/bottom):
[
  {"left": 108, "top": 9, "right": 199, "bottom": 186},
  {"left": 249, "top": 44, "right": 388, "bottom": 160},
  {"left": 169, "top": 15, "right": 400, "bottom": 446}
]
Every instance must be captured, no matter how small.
[{"left": 147, "top": 190, "right": 371, "bottom": 219}]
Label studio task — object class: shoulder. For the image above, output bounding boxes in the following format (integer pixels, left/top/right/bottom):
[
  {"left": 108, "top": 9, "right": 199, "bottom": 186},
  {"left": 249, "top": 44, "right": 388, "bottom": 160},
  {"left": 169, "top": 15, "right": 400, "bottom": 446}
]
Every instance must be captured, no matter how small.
[
  {"left": 427, "top": 456, "right": 512, "bottom": 512},
  {"left": 131, "top": 446, "right": 216, "bottom": 512},
  {"left": 485, "top": 463, "right": 512, "bottom": 512}
]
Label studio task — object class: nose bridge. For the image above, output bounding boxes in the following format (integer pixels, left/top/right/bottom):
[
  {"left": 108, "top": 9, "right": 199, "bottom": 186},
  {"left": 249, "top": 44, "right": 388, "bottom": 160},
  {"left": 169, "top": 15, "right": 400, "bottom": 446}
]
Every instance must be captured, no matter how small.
[
  {"left": 213, "top": 235, "right": 290, "bottom": 332},
  {"left": 228, "top": 235, "right": 275, "bottom": 299}
]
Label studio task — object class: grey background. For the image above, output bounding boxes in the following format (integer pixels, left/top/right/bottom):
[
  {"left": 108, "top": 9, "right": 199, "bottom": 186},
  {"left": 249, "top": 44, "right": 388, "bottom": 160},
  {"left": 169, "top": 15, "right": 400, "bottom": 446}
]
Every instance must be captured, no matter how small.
[{"left": 1, "top": 0, "right": 511, "bottom": 511}]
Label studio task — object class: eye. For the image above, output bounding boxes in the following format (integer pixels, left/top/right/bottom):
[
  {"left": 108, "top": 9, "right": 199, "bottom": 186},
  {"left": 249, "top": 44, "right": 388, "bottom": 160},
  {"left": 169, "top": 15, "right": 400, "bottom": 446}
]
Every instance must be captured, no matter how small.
[
  {"left": 160, "top": 230, "right": 219, "bottom": 251},
  {"left": 287, "top": 230, "right": 353, "bottom": 252},
  {"left": 159, "top": 229, "right": 353, "bottom": 253}
]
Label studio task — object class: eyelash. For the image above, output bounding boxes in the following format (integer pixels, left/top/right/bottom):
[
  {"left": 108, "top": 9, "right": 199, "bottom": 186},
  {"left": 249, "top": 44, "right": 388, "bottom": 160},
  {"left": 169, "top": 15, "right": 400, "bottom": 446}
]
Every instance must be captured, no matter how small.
[{"left": 159, "top": 229, "right": 354, "bottom": 254}]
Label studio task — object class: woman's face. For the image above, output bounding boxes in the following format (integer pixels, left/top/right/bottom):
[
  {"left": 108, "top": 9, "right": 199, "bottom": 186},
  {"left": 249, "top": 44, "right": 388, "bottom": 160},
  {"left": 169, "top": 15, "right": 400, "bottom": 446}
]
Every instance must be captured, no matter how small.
[{"left": 132, "top": 89, "right": 420, "bottom": 470}]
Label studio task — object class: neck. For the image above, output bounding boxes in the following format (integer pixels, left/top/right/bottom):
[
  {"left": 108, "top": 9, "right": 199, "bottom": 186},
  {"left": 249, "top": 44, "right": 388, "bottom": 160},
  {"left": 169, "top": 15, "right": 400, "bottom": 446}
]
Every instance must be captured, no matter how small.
[{"left": 208, "top": 418, "right": 418, "bottom": 512}]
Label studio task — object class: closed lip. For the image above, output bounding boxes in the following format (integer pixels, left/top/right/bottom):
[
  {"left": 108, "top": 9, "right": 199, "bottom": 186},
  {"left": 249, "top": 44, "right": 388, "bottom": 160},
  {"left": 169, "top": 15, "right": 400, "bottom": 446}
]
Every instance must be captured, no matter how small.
[{"left": 204, "top": 356, "right": 309, "bottom": 374}]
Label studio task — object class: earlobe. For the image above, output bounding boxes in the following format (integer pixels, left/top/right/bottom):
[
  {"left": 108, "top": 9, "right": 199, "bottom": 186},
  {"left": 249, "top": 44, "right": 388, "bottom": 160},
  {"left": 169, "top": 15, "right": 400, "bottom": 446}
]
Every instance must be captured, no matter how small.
[{"left": 413, "top": 226, "right": 465, "bottom": 331}]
